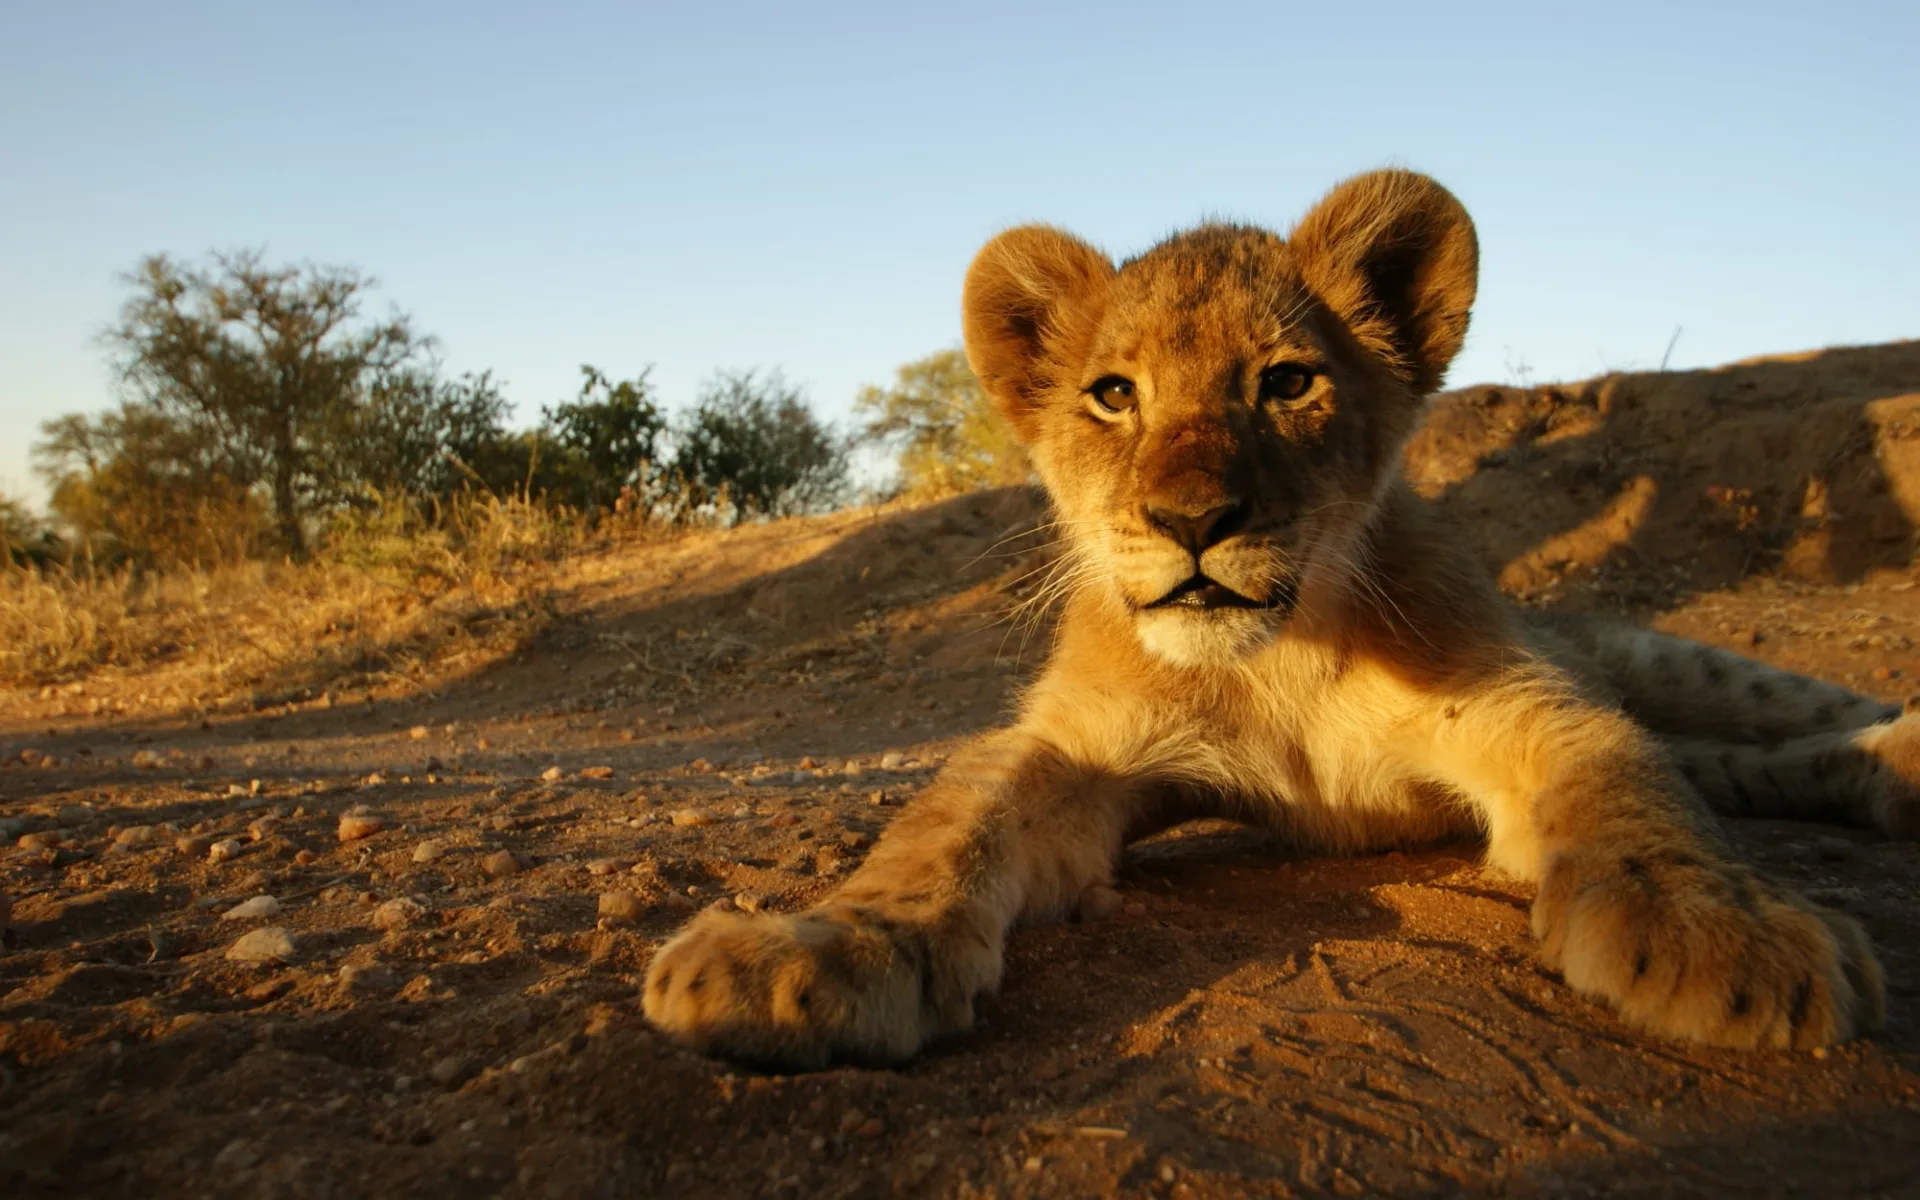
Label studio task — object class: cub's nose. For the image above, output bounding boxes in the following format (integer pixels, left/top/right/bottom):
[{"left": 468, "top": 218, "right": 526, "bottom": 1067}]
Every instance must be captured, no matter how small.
[{"left": 1144, "top": 498, "right": 1250, "bottom": 554}]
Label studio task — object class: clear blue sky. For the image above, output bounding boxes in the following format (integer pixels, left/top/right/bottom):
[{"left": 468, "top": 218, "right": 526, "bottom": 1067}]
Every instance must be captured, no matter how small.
[{"left": 3, "top": 0, "right": 1916, "bottom": 508}]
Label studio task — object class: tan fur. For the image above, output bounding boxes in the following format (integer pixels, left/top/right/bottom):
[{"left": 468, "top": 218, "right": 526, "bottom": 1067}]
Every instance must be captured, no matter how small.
[{"left": 644, "top": 170, "right": 1909, "bottom": 1069}]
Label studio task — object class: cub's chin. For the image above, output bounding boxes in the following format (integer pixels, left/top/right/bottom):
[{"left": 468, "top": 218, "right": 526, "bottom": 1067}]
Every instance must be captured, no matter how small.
[{"left": 1134, "top": 606, "right": 1287, "bottom": 669}]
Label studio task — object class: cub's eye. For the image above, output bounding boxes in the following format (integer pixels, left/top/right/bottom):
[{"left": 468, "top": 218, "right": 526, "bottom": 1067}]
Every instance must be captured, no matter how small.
[
  {"left": 1259, "top": 364, "right": 1317, "bottom": 404},
  {"left": 1087, "top": 376, "right": 1137, "bottom": 415}
]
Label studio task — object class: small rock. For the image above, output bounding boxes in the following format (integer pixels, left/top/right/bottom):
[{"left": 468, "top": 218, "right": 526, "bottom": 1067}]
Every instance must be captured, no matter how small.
[
  {"left": 114, "top": 825, "right": 158, "bottom": 848},
  {"left": 338, "top": 963, "right": 399, "bottom": 993},
  {"left": 409, "top": 725, "right": 430, "bottom": 740},
  {"left": 540, "top": 765, "right": 565, "bottom": 783},
  {"left": 373, "top": 896, "right": 427, "bottom": 930},
  {"left": 1079, "top": 885, "right": 1124, "bottom": 921},
  {"left": 428, "top": 1055, "right": 474, "bottom": 1088},
  {"left": 586, "top": 857, "right": 629, "bottom": 876},
  {"left": 247, "top": 816, "right": 281, "bottom": 842},
  {"left": 337, "top": 813, "right": 386, "bottom": 841},
  {"left": 130, "top": 749, "right": 162, "bottom": 768},
  {"left": 18, "top": 831, "right": 61, "bottom": 851},
  {"left": 734, "top": 892, "right": 767, "bottom": 914},
  {"left": 1873, "top": 665, "right": 1902, "bottom": 683},
  {"left": 597, "top": 891, "right": 645, "bottom": 924},
  {"left": 208, "top": 839, "right": 245, "bottom": 863},
  {"left": 879, "top": 751, "right": 906, "bottom": 770},
  {"left": 293, "top": 849, "right": 318, "bottom": 866},
  {"left": 580, "top": 766, "right": 615, "bottom": 780},
  {"left": 1814, "top": 836, "right": 1855, "bottom": 862},
  {"left": 868, "top": 790, "right": 892, "bottom": 807},
  {"left": 411, "top": 839, "right": 448, "bottom": 864},
  {"left": 176, "top": 834, "right": 214, "bottom": 858},
  {"left": 481, "top": 850, "right": 524, "bottom": 878},
  {"left": 221, "top": 895, "right": 283, "bottom": 921},
  {"left": 670, "top": 808, "right": 711, "bottom": 828},
  {"left": 55, "top": 804, "right": 96, "bottom": 826},
  {"left": 226, "top": 926, "right": 297, "bottom": 964}
]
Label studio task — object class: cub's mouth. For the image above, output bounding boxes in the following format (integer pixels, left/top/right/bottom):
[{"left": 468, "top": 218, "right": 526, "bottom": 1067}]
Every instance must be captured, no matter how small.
[{"left": 1145, "top": 574, "right": 1298, "bottom": 614}]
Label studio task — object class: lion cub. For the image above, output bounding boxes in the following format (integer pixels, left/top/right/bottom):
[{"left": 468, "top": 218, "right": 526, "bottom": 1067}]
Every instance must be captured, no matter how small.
[{"left": 645, "top": 169, "right": 1919, "bottom": 1069}]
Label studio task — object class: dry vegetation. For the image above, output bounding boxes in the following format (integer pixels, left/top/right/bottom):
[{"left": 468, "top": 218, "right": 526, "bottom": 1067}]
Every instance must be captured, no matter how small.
[{"left": 0, "top": 492, "right": 590, "bottom": 712}]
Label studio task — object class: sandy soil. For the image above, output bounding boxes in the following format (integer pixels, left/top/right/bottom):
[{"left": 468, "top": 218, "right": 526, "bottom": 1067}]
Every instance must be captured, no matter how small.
[{"left": 5, "top": 344, "right": 1920, "bottom": 1198}]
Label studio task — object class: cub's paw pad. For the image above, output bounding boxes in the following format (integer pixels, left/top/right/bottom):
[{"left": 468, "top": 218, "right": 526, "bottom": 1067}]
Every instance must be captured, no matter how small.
[
  {"left": 1535, "top": 853, "right": 1883, "bottom": 1049},
  {"left": 642, "top": 908, "right": 928, "bottom": 1070}
]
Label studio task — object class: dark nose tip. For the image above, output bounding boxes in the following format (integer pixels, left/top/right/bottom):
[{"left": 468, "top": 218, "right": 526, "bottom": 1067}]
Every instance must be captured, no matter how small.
[{"left": 1145, "top": 498, "right": 1250, "bottom": 554}]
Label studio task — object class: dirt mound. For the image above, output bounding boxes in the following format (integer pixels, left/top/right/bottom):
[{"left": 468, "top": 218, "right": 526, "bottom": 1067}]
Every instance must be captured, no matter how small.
[
  {"left": 5, "top": 343, "right": 1920, "bottom": 1198},
  {"left": 1412, "top": 341, "right": 1920, "bottom": 610}
]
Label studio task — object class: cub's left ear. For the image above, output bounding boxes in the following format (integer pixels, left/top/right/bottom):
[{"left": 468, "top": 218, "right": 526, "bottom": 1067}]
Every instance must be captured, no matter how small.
[{"left": 1288, "top": 169, "right": 1478, "bottom": 394}]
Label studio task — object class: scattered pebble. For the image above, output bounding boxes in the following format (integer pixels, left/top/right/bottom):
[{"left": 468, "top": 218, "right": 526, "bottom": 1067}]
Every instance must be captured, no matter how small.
[
  {"left": 176, "top": 835, "right": 214, "bottom": 858},
  {"left": 338, "top": 813, "right": 386, "bottom": 842},
  {"left": 18, "top": 831, "right": 61, "bottom": 851},
  {"left": 428, "top": 1054, "right": 474, "bottom": 1088},
  {"left": 586, "top": 857, "right": 629, "bottom": 876},
  {"left": 113, "top": 825, "right": 158, "bottom": 848},
  {"left": 1814, "top": 836, "right": 1855, "bottom": 863},
  {"left": 208, "top": 839, "right": 245, "bottom": 864},
  {"left": 56, "top": 804, "right": 96, "bottom": 826},
  {"left": 879, "top": 751, "right": 906, "bottom": 770},
  {"left": 247, "top": 816, "right": 280, "bottom": 841},
  {"left": 221, "top": 895, "right": 283, "bottom": 921},
  {"left": 670, "top": 809, "right": 712, "bottom": 828},
  {"left": 540, "top": 766, "right": 565, "bottom": 783},
  {"left": 597, "top": 891, "right": 645, "bottom": 924},
  {"left": 293, "top": 849, "right": 318, "bottom": 866},
  {"left": 409, "top": 725, "right": 430, "bottom": 740},
  {"left": 373, "top": 896, "right": 427, "bottom": 930},
  {"left": 580, "top": 766, "right": 615, "bottom": 780},
  {"left": 734, "top": 892, "right": 767, "bottom": 914},
  {"left": 1079, "top": 885, "right": 1124, "bottom": 921},
  {"left": 412, "top": 839, "right": 448, "bottom": 864},
  {"left": 338, "top": 963, "right": 399, "bottom": 994},
  {"left": 226, "top": 926, "right": 297, "bottom": 964},
  {"left": 482, "top": 850, "right": 524, "bottom": 877}
]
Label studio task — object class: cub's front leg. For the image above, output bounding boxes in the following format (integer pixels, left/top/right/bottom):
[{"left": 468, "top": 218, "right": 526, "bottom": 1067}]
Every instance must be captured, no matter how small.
[
  {"left": 642, "top": 729, "right": 1139, "bottom": 1070},
  {"left": 1432, "top": 686, "right": 1885, "bottom": 1049}
]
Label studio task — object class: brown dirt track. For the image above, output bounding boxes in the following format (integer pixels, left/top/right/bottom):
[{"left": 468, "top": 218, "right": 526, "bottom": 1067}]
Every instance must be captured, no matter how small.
[{"left": 5, "top": 342, "right": 1920, "bottom": 1198}]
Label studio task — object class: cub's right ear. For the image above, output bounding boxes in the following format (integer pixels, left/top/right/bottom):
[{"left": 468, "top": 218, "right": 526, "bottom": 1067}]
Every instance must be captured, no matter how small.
[{"left": 961, "top": 226, "right": 1114, "bottom": 440}]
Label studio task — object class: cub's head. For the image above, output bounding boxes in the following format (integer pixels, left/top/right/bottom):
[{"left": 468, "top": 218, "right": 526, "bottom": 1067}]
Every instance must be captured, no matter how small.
[{"left": 962, "top": 169, "right": 1478, "bottom": 668}]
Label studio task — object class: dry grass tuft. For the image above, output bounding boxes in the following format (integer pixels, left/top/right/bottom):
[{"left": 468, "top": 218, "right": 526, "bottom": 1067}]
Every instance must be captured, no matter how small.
[{"left": 0, "top": 491, "right": 592, "bottom": 711}]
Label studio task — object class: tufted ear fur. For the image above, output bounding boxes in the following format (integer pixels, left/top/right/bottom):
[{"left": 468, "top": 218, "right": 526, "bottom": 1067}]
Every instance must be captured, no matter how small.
[
  {"left": 1288, "top": 170, "right": 1478, "bottom": 395},
  {"left": 961, "top": 226, "right": 1115, "bottom": 442}
]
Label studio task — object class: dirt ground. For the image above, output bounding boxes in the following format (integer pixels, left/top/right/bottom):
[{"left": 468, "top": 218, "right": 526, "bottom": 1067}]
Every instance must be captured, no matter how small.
[{"left": 6, "top": 343, "right": 1920, "bottom": 1198}]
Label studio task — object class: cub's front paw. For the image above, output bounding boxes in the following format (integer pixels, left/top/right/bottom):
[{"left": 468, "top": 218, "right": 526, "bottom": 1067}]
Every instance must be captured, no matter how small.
[
  {"left": 642, "top": 906, "right": 959, "bottom": 1070},
  {"left": 1534, "top": 850, "right": 1883, "bottom": 1049}
]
